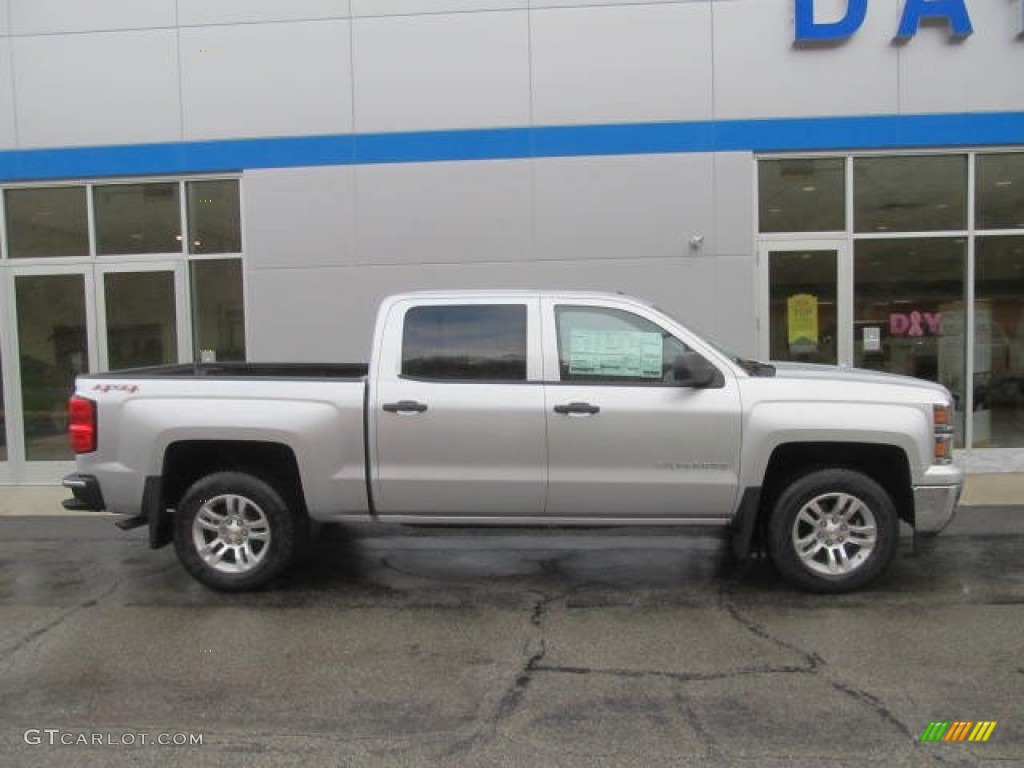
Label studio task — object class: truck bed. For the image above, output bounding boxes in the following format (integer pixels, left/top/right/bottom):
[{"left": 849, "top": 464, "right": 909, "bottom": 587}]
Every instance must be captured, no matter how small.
[{"left": 82, "top": 362, "right": 369, "bottom": 380}]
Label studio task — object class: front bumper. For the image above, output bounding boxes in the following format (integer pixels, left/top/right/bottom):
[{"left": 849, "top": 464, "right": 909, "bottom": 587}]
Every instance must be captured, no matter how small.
[{"left": 913, "top": 484, "right": 962, "bottom": 534}]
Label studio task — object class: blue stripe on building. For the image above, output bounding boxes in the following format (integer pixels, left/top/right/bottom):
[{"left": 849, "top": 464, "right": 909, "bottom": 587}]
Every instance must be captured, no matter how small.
[{"left": 1, "top": 112, "right": 1023, "bottom": 182}]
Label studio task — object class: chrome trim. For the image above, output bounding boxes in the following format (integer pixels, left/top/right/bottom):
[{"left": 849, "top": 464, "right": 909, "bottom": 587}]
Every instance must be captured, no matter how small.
[
  {"left": 366, "top": 515, "right": 732, "bottom": 526},
  {"left": 913, "top": 484, "right": 962, "bottom": 534}
]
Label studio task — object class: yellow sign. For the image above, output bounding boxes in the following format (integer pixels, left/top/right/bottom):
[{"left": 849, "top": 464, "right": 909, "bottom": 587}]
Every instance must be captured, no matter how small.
[{"left": 787, "top": 293, "right": 819, "bottom": 353}]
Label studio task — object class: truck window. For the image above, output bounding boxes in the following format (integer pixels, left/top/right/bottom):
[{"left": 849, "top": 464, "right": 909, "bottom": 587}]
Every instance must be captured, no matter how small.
[
  {"left": 402, "top": 304, "right": 528, "bottom": 381},
  {"left": 555, "top": 305, "right": 695, "bottom": 384}
]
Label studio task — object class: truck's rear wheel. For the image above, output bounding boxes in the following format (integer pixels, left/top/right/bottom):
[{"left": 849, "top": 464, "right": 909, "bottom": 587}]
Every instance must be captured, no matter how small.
[
  {"left": 173, "top": 471, "right": 301, "bottom": 591},
  {"left": 768, "top": 468, "right": 898, "bottom": 593}
]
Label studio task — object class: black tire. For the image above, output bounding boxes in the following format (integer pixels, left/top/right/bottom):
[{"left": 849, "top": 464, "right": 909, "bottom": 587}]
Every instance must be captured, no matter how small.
[
  {"left": 173, "top": 471, "right": 303, "bottom": 592},
  {"left": 768, "top": 468, "right": 899, "bottom": 593}
]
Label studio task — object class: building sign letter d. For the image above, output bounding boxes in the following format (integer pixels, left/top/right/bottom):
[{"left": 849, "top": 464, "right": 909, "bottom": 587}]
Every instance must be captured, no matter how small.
[{"left": 795, "top": 0, "right": 868, "bottom": 42}]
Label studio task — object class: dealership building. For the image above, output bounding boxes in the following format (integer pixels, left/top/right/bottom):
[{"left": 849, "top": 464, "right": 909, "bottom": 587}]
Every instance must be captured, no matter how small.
[{"left": 0, "top": 0, "right": 1022, "bottom": 486}]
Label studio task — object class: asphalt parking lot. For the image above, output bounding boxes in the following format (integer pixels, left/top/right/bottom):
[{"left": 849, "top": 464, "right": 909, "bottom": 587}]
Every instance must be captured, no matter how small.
[{"left": 0, "top": 510, "right": 1021, "bottom": 768}]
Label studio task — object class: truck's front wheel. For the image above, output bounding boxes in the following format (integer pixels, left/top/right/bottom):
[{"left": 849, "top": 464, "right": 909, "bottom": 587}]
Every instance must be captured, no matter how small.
[
  {"left": 173, "top": 471, "right": 301, "bottom": 591},
  {"left": 768, "top": 468, "right": 898, "bottom": 593}
]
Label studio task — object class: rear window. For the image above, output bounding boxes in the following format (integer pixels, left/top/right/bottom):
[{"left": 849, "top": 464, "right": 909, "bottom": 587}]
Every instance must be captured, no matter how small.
[{"left": 402, "top": 304, "right": 527, "bottom": 381}]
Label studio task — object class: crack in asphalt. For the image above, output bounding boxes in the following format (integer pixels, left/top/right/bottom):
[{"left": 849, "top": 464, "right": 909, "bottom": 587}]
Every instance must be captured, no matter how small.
[
  {"left": 341, "top": 550, "right": 1003, "bottom": 765},
  {"left": 718, "top": 596, "right": 825, "bottom": 673},
  {"left": 673, "top": 690, "right": 721, "bottom": 760},
  {"left": 528, "top": 662, "right": 815, "bottom": 683},
  {"left": 716, "top": 587, "right": 960, "bottom": 761},
  {"left": 0, "top": 579, "right": 120, "bottom": 665},
  {"left": 441, "top": 589, "right": 557, "bottom": 760},
  {"left": 828, "top": 680, "right": 914, "bottom": 740}
]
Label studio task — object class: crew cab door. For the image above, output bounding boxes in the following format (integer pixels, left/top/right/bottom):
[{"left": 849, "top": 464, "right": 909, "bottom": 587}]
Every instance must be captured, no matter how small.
[
  {"left": 370, "top": 297, "right": 547, "bottom": 518},
  {"left": 542, "top": 298, "right": 742, "bottom": 520}
]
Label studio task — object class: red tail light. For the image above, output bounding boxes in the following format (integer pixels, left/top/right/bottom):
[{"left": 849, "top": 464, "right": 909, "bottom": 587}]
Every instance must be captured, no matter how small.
[{"left": 68, "top": 396, "right": 97, "bottom": 454}]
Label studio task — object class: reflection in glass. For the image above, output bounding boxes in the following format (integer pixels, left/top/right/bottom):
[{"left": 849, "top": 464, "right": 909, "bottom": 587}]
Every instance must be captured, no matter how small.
[
  {"left": 190, "top": 259, "right": 246, "bottom": 362},
  {"left": 95, "top": 183, "right": 181, "bottom": 255},
  {"left": 976, "top": 153, "right": 1024, "bottom": 231},
  {"left": 976, "top": 237, "right": 1024, "bottom": 447},
  {"left": 403, "top": 305, "right": 526, "bottom": 381},
  {"left": 769, "top": 250, "right": 838, "bottom": 365},
  {"left": 758, "top": 158, "right": 845, "bottom": 233},
  {"left": 5, "top": 187, "right": 89, "bottom": 258},
  {"left": 188, "top": 180, "right": 241, "bottom": 254},
  {"left": 855, "top": 155, "right": 966, "bottom": 233},
  {"left": 16, "top": 274, "right": 89, "bottom": 461},
  {"left": 104, "top": 272, "right": 178, "bottom": 370},
  {"left": 854, "top": 239, "right": 966, "bottom": 444}
]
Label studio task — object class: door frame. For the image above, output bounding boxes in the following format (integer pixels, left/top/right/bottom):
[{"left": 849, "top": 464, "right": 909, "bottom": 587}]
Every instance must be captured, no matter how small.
[
  {"left": 94, "top": 261, "right": 192, "bottom": 370},
  {"left": 5, "top": 264, "right": 98, "bottom": 480},
  {"left": 757, "top": 238, "right": 853, "bottom": 366}
]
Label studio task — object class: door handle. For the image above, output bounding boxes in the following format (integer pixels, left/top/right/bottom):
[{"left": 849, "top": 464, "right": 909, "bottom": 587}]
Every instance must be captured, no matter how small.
[
  {"left": 553, "top": 402, "right": 600, "bottom": 415},
  {"left": 382, "top": 400, "right": 428, "bottom": 414}
]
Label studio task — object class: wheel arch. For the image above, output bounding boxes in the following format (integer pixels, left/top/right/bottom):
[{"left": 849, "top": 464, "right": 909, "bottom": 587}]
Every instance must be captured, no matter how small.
[
  {"left": 162, "top": 440, "right": 307, "bottom": 520},
  {"left": 736, "top": 441, "right": 913, "bottom": 559}
]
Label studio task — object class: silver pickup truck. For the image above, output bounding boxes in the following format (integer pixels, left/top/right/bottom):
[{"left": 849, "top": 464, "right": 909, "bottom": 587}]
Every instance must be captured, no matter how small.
[{"left": 63, "top": 290, "right": 962, "bottom": 593}]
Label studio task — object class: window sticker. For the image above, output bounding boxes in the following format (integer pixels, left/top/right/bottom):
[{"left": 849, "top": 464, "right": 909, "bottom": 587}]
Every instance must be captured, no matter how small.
[{"left": 568, "top": 330, "right": 663, "bottom": 378}]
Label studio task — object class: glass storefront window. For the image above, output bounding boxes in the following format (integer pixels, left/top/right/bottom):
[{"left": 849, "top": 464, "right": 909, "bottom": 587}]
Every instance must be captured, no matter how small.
[
  {"left": 103, "top": 271, "right": 179, "bottom": 369},
  {"left": 94, "top": 183, "right": 181, "bottom": 255},
  {"left": 758, "top": 158, "right": 845, "bottom": 233},
  {"left": 976, "top": 153, "right": 1024, "bottom": 231},
  {"left": 855, "top": 156, "right": 967, "bottom": 233},
  {"left": 15, "top": 274, "right": 90, "bottom": 461},
  {"left": 4, "top": 187, "right": 89, "bottom": 258},
  {"left": 854, "top": 238, "right": 966, "bottom": 444},
  {"left": 187, "top": 180, "right": 241, "bottom": 254},
  {"left": 190, "top": 259, "right": 246, "bottom": 362},
  {"left": 976, "top": 237, "right": 1024, "bottom": 447}
]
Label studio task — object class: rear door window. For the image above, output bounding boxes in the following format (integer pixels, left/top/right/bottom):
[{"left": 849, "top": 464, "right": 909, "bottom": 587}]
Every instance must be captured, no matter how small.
[{"left": 402, "top": 305, "right": 528, "bottom": 381}]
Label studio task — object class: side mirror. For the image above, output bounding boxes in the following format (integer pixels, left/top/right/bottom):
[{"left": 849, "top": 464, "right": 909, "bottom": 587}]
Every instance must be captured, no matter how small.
[{"left": 673, "top": 353, "right": 719, "bottom": 388}]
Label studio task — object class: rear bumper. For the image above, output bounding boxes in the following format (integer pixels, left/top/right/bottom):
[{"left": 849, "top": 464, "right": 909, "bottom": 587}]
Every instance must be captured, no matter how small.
[
  {"left": 913, "top": 484, "right": 962, "bottom": 534},
  {"left": 61, "top": 473, "right": 106, "bottom": 512}
]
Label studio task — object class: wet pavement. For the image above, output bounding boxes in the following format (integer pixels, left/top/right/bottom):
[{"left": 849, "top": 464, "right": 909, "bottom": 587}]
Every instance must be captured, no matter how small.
[{"left": 0, "top": 513, "right": 1021, "bottom": 767}]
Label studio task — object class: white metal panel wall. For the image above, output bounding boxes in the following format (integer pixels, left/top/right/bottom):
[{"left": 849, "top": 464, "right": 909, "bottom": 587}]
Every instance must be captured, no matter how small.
[
  {"left": 0, "top": 39, "right": 13, "bottom": 150},
  {"left": 353, "top": 0, "right": 527, "bottom": 15},
  {"left": 248, "top": 241, "right": 758, "bottom": 364},
  {"left": 3, "top": 2, "right": 1020, "bottom": 149},
  {"left": 244, "top": 166, "right": 358, "bottom": 271},
  {"left": 180, "top": 20, "right": 353, "bottom": 141},
  {"left": 355, "top": 160, "right": 533, "bottom": 265},
  {"left": 177, "top": 0, "right": 350, "bottom": 26},
  {"left": 713, "top": 0, "right": 901, "bottom": 119},
  {"left": 8, "top": 0, "right": 175, "bottom": 35},
  {"left": 12, "top": 29, "right": 181, "bottom": 148},
  {"left": 530, "top": 2, "right": 713, "bottom": 125},
  {"left": 352, "top": 11, "right": 530, "bottom": 133},
  {"left": 532, "top": 154, "right": 713, "bottom": 260},
  {"left": 244, "top": 150, "right": 759, "bottom": 363},
  {"left": 899, "top": 0, "right": 1024, "bottom": 114}
]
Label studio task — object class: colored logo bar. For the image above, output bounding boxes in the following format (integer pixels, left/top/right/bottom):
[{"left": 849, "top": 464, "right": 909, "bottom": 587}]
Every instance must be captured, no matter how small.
[{"left": 921, "top": 721, "right": 997, "bottom": 742}]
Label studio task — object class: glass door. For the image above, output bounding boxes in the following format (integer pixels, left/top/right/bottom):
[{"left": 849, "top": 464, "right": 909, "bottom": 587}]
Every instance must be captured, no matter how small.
[
  {"left": 8, "top": 267, "right": 97, "bottom": 469},
  {"left": 759, "top": 240, "right": 850, "bottom": 365},
  {"left": 96, "top": 263, "right": 190, "bottom": 371}
]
